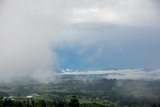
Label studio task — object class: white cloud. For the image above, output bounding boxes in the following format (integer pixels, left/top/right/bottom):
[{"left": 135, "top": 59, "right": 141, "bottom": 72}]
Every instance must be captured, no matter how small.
[
  {"left": 70, "top": 8, "right": 122, "bottom": 23},
  {"left": 61, "top": 69, "right": 160, "bottom": 80},
  {"left": 70, "top": 0, "right": 160, "bottom": 27},
  {"left": 0, "top": 0, "right": 68, "bottom": 82},
  {"left": 0, "top": 0, "right": 159, "bottom": 82},
  {"left": 111, "top": 69, "right": 160, "bottom": 80}
]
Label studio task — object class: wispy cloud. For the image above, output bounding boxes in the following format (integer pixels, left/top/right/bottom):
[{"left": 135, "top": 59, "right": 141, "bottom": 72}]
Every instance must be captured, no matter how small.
[{"left": 61, "top": 69, "right": 160, "bottom": 80}]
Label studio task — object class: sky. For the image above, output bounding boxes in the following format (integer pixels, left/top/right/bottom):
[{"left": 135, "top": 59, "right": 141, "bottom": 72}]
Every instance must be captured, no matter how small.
[{"left": 0, "top": 0, "right": 160, "bottom": 82}]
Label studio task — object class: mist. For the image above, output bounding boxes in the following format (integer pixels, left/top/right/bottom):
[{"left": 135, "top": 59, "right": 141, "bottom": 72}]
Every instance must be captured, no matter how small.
[{"left": 0, "top": 0, "right": 160, "bottom": 83}]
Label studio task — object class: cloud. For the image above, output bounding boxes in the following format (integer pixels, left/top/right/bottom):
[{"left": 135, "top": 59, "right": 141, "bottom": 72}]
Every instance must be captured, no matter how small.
[
  {"left": 69, "top": 0, "right": 160, "bottom": 28},
  {"left": 111, "top": 69, "right": 160, "bottom": 80},
  {"left": 60, "top": 69, "right": 160, "bottom": 80},
  {"left": 0, "top": 0, "right": 160, "bottom": 82},
  {"left": 0, "top": 0, "right": 68, "bottom": 82}
]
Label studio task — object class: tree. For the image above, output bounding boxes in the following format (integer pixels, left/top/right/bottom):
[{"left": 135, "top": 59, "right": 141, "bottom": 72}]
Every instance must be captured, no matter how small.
[
  {"left": 31, "top": 99, "right": 35, "bottom": 107},
  {"left": 152, "top": 104, "right": 157, "bottom": 107},
  {"left": 69, "top": 96, "right": 79, "bottom": 107},
  {"left": 2, "top": 98, "right": 13, "bottom": 107},
  {"left": 38, "top": 100, "right": 46, "bottom": 107}
]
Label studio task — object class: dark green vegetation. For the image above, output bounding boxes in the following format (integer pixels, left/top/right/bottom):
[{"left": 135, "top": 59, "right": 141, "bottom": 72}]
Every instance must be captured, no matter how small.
[{"left": 0, "top": 78, "right": 160, "bottom": 107}]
